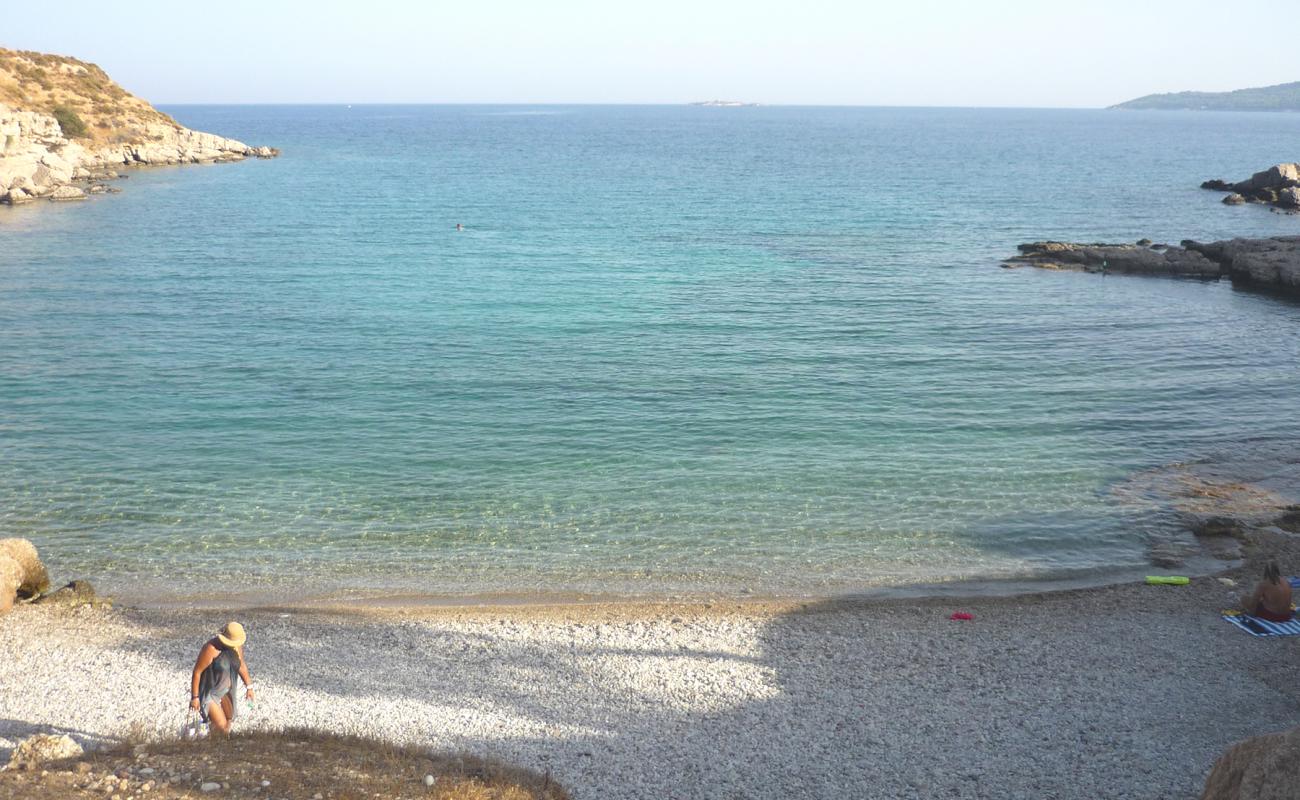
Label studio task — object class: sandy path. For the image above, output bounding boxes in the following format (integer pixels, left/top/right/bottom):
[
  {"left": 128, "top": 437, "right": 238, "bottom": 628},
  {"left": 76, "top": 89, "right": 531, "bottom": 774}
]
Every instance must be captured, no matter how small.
[{"left": 2, "top": 582, "right": 1298, "bottom": 799}]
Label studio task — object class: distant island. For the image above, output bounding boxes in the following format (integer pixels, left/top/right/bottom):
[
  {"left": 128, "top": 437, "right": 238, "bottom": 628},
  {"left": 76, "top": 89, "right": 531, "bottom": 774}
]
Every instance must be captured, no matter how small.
[
  {"left": 0, "top": 47, "right": 276, "bottom": 205},
  {"left": 1111, "top": 80, "right": 1300, "bottom": 111},
  {"left": 689, "top": 100, "right": 760, "bottom": 107}
]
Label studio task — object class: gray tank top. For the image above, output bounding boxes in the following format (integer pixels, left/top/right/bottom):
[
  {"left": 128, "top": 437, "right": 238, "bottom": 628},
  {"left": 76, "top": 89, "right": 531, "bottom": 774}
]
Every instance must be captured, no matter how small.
[{"left": 197, "top": 647, "right": 241, "bottom": 721}]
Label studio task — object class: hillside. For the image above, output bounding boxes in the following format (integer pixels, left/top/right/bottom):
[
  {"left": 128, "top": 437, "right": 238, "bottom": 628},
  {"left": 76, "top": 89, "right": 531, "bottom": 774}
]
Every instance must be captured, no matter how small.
[
  {"left": 1111, "top": 80, "right": 1300, "bottom": 111},
  {"left": 0, "top": 47, "right": 275, "bottom": 206},
  {"left": 0, "top": 48, "right": 181, "bottom": 145}
]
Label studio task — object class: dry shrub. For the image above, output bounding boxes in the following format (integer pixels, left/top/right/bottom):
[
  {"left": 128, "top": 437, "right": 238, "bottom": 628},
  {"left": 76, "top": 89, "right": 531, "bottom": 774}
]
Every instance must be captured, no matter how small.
[{"left": 0, "top": 728, "right": 569, "bottom": 800}]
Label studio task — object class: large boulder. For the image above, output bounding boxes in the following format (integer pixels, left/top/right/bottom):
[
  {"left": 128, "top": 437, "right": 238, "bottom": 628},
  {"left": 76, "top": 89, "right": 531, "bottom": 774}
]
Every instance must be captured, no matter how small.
[
  {"left": 4, "top": 734, "right": 83, "bottom": 771},
  {"left": 1235, "top": 162, "right": 1300, "bottom": 192},
  {"left": 0, "top": 556, "right": 21, "bottom": 613},
  {"left": 0, "top": 538, "right": 50, "bottom": 613},
  {"left": 1201, "top": 726, "right": 1300, "bottom": 800},
  {"left": 2, "top": 187, "right": 33, "bottom": 204},
  {"left": 38, "top": 151, "right": 74, "bottom": 184},
  {"left": 1203, "top": 163, "right": 1300, "bottom": 210},
  {"left": 29, "top": 164, "right": 54, "bottom": 190}
]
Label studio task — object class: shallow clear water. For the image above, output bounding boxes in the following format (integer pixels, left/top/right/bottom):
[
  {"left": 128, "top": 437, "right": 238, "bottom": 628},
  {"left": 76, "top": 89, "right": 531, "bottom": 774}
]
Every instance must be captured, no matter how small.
[{"left": 2, "top": 106, "right": 1299, "bottom": 601}]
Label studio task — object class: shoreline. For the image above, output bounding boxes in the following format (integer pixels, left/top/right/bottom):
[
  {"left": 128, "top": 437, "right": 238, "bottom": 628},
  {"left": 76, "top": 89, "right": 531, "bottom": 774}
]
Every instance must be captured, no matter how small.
[
  {"left": 109, "top": 554, "right": 1240, "bottom": 615},
  {"left": 4, "top": 542, "right": 1297, "bottom": 799},
  {"left": 96, "top": 536, "right": 1267, "bottom": 622},
  {"left": 5, "top": 485, "right": 1298, "bottom": 798}
]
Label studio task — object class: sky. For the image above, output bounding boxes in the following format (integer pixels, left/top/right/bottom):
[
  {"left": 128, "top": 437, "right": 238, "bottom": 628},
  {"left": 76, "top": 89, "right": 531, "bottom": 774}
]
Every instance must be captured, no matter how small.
[{"left": 3, "top": 0, "right": 1296, "bottom": 107}]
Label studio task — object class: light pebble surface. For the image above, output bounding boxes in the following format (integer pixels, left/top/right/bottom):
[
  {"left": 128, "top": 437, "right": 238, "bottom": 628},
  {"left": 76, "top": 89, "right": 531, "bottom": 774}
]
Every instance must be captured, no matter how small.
[{"left": 2, "top": 583, "right": 1299, "bottom": 799}]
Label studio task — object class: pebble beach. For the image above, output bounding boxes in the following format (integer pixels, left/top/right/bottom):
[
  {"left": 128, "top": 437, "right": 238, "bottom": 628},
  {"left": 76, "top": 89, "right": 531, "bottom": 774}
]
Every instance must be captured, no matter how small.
[{"left": 3, "top": 570, "right": 1298, "bottom": 799}]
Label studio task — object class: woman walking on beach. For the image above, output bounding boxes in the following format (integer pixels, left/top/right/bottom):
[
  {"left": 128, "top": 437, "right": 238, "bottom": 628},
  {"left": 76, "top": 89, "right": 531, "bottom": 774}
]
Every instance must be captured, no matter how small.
[{"left": 189, "top": 622, "right": 255, "bottom": 734}]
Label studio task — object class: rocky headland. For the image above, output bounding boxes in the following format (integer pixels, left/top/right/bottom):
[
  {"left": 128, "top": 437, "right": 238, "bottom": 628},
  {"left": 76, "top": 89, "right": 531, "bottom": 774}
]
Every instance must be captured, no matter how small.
[
  {"left": 1201, "top": 162, "right": 1300, "bottom": 212},
  {"left": 1004, "top": 236, "right": 1300, "bottom": 294},
  {"left": 0, "top": 47, "right": 276, "bottom": 206}
]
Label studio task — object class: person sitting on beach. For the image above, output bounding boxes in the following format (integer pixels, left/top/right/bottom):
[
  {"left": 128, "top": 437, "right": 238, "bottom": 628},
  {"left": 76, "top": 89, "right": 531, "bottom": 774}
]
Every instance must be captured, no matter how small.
[
  {"left": 1240, "top": 561, "right": 1293, "bottom": 622},
  {"left": 189, "top": 621, "right": 255, "bottom": 734}
]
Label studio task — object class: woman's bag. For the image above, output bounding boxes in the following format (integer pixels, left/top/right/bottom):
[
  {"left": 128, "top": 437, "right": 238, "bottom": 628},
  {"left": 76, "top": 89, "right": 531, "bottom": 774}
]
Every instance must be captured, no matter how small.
[{"left": 180, "top": 708, "right": 207, "bottom": 740}]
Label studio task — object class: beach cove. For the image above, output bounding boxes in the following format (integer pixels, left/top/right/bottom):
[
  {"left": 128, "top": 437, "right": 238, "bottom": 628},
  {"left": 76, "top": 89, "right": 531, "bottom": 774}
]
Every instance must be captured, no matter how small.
[
  {"left": 4, "top": 550, "right": 1300, "bottom": 799},
  {"left": 6, "top": 5, "right": 1300, "bottom": 796},
  {"left": 5, "top": 81, "right": 1300, "bottom": 800}
]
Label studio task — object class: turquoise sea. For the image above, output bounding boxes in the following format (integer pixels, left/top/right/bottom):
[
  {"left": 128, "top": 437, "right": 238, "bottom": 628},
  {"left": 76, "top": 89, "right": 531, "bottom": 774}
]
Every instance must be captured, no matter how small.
[{"left": 2, "top": 106, "right": 1299, "bottom": 602}]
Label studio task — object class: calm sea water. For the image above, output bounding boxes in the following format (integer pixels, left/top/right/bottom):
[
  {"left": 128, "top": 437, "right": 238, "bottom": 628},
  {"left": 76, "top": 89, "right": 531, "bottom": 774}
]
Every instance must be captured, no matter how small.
[{"left": 2, "top": 106, "right": 1299, "bottom": 602}]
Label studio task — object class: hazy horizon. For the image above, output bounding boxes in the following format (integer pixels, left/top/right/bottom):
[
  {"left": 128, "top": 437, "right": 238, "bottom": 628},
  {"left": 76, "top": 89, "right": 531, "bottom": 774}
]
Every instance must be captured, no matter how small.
[{"left": 3, "top": 0, "right": 1297, "bottom": 108}]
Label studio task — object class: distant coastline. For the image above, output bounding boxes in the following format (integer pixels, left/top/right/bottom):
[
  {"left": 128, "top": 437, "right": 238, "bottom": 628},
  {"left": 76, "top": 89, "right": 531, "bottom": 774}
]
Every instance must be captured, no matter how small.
[
  {"left": 1111, "top": 80, "right": 1300, "bottom": 111},
  {"left": 689, "top": 99, "right": 760, "bottom": 107}
]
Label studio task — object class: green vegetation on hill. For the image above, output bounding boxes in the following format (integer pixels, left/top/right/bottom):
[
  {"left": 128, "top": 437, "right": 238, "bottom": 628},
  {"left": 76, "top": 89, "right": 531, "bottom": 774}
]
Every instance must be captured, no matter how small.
[
  {"left": 1112, "top": 81, "right": 1300, "bottom": 111},
  {"left": 50, "top": 104, "right": 87, "bottom": 138}
]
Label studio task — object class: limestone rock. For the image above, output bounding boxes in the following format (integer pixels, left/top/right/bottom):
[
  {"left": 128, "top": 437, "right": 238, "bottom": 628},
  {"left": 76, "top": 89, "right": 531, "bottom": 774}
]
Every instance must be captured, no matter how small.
[
  {"left": 0, "top": 538, "right": 50, "bottom": 612},
  {"left": 1201, "top": 725, "right": 1300, "bottom": 800},
  {"left": 30, "top": 164, "right": 54, "bottom": 189},
  {"left": 49, "top": 184, "right": 86, "bottom": 201},
  {"left": 0, "top": 556, "right": 20, "bottom": 613},
  {"left": 4, "top": 734, "right": 83, "bottom": 770},
  {"left": 39, "top": 151, "right": 74, "bottom": 183}
]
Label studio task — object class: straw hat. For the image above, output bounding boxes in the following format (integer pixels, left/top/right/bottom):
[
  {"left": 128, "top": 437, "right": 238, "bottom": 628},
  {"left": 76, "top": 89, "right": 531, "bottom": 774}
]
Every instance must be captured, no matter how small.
[{"left": 217, "top": 621, "right": 246, "bottom": 648}]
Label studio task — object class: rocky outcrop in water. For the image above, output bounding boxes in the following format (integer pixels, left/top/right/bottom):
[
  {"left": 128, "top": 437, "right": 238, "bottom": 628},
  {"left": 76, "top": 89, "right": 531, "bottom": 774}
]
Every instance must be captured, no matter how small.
[
  {"left": 0, "top": 48, "right": 276, "bottom": 206},
  {"left": 1201, "top": 163, "right": 1300, "bottom": 212},
  {"left": 1002, "top": 241, "right": 1218, "bottom": 276},
  {"left": 1004, "top": 237, "right": 1300, "bottom": 294},
  {"left": 0, "top": 102, "right": 277, "bottom": 205}
]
